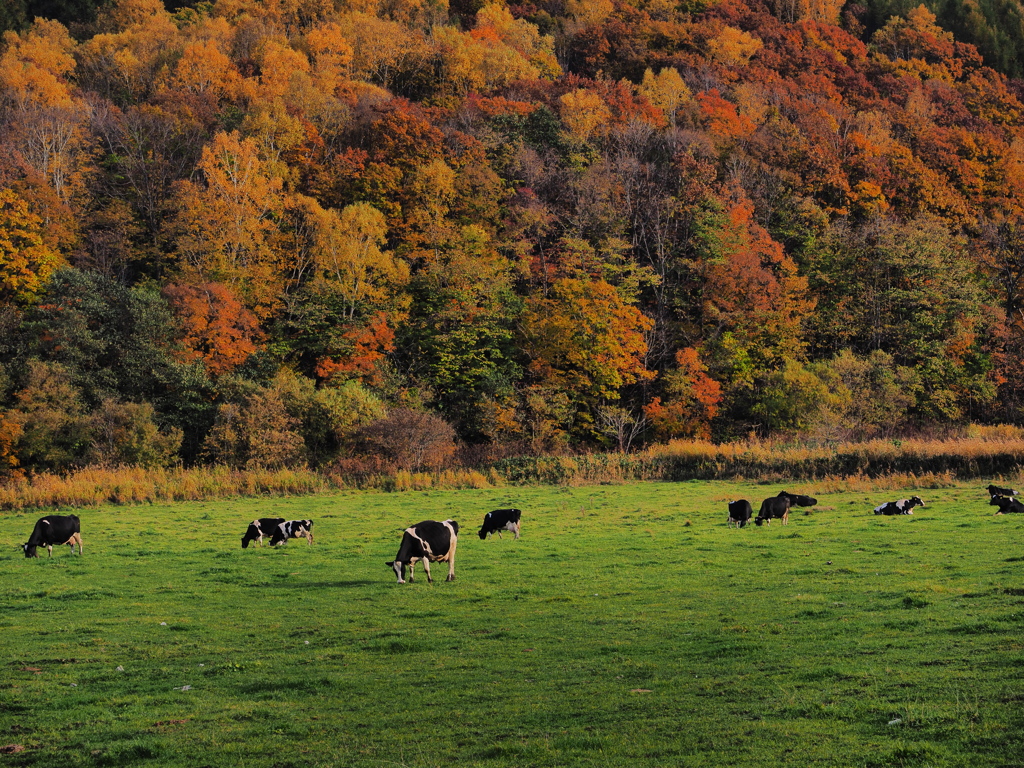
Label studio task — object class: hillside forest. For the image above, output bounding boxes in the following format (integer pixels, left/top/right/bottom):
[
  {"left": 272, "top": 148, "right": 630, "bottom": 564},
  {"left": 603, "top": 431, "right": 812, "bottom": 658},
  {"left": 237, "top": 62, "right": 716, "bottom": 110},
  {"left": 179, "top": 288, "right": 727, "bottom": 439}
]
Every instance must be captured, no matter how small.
[{"left": 3, "top": 0, "right": 1024, "bottom": 478}]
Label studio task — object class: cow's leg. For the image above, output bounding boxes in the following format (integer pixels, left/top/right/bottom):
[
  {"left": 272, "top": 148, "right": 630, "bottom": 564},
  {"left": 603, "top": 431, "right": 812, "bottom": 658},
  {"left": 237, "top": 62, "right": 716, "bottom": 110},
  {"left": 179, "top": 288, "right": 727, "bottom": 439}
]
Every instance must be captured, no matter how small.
[
  {"left": 420, "top": 558, "right": 431, "bottom": 583},
  {"left": 446, "top": 540, "right": 456, "bottom": 581},
  {"left": 46, "top": 544, "right": 53, "bottom": 557},
  {"left": 511, "top": 522, "right": 520, "bottom": 539},
  {"left": 496, "top": 530, "right": 503, "bottom": 539}
]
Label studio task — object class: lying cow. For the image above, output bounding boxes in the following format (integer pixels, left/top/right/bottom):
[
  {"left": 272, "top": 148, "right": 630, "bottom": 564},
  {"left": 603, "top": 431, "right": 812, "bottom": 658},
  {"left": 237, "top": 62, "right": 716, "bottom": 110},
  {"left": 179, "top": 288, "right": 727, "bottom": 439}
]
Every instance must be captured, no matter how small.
[
  {"left": 387, "top": 520, "right": 459, "bottom": 584},
  {"left": 990, "top": 495, "right": 1024, "bottom": 515},
  {"left": 23, "top": 514, "right": 82, "bottom": 558},
  {"left": 727, "top": 500, "right": 754, "bottom": 528},
  {"left": 873, "top": 496, "right": 925, "bottom": 515},
  {"left": 987, "top": 484, "right": 1018, "bottom": 498},
  {"left": 478, "top": 508, "right": 522, "bottom": 540},
  {"left": 779, "top": 491, "right": 818, "bottom": 507},
  {"left": 269, "top": 520, "right": 314, "bottom": 546},
  {"left": 241, "top": 517, "right": 286, "bottom": 548},
  {"left": 755, "top": 495, "right": 790, "bottom": 526}
]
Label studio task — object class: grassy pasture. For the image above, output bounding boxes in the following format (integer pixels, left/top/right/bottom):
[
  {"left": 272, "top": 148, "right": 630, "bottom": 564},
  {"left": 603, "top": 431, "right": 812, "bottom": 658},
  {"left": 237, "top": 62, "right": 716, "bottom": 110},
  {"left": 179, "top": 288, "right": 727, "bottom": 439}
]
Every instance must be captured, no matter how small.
[{"left": 1, "top": 481, "right": 1023, "bottom": 768}]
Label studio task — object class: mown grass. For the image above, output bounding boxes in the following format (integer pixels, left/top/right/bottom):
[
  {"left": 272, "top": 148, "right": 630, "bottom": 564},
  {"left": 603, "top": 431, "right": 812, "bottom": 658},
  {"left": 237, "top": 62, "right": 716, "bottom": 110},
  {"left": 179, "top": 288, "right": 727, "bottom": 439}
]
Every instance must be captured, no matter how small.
[{"left": 1, "top": 481, "right": 1023, "bottom": 767}]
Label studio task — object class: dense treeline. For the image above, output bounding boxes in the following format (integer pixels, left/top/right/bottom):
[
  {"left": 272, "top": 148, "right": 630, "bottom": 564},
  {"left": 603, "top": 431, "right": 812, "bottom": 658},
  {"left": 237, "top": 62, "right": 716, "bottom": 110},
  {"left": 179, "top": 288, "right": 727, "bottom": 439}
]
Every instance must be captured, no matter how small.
[
  {"left": 8, "top": 0, "right": 1024, "bottom": 80},
  {"left": 2, "top": 0, "right": 1024, "bottom": 478},
  {"left": 859, "top": 0, "right": 1024, "bottom": 78}
]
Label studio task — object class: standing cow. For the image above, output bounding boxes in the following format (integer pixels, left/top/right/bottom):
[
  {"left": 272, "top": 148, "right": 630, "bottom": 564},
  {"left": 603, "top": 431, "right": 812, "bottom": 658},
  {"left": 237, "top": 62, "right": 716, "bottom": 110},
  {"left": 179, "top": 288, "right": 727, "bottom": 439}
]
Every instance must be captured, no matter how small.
[
  {"left": 755, "top": 496, "right": 791, "bottom": 526},
  {"left": 727, "top": 500, "right": 754, "bottom": 528},
  {"left": 23, "top": 515, "right": 82, "bottom": 558},
  {"left": 386, "top": 520, "right": 459, "bottom": 584},
  {"left": 241, "top": 518, "right": 286, "bottom": 548},
  {"left": 270, "top": 520, "right": 314, "bottom": 546},
  {"left": 478, "top": 508, "right": 522, "bottom": 540}
]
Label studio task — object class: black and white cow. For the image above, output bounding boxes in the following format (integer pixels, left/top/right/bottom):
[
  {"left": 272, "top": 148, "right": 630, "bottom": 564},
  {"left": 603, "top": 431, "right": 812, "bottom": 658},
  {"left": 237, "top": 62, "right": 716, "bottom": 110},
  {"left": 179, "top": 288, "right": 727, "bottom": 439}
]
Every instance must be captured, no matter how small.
[
  {"left": 727, "top": 500, "right": 754, "bottom": 528},
  {"left": 873, "top": 496, "right": 925, "bottom": 515},
  {"left": 23, "top": 514, "right": 82, "bottom": 558},
  {"left": 779, "top": 491, "right": 818, "bottom": 507},
  {"left": 386, "top": 520, "right": 459, "bottom": 584},
  {"left": 241, "top": 518, "right": 286, "bottom": 548},
  {"left": 987, "top": 484, "right": 1018, "bottom": 498},
  {"left": 269, "top": 520, "right": 314, "bottom": 546},
  {"left": 990, "top": 495, "right": 1024, "bottom": 515},
  {"left": 755, "top": 495, "right": 790, "bottom": 526},
  {"left": 478, "top": 508, "right": 522, "bottom": 540}
]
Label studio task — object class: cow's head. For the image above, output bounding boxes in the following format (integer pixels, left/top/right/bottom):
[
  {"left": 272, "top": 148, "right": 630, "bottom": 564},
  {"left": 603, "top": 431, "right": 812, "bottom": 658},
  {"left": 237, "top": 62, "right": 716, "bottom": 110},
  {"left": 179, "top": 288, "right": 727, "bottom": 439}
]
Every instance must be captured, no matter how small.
[
  {"left": 910, "top": 496, "right": 925, "bottom": 508},
  {"left": 386, "top": 560, "right": 406, "bottom": 583},
  {"left": 22, "top": 543, "right": 37, "bottom": 558}
]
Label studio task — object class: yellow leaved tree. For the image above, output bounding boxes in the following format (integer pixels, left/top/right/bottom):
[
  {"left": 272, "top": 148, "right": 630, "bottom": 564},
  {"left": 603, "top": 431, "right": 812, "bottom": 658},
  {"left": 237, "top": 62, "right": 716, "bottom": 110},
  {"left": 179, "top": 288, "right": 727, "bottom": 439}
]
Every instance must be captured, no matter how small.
[
  {"left": 0, "top": 188, "right": 64, "bottom": 303},
  {"left": 639, "top": 67, "right": 691, "bottom": 129},
  {"left": 168, "top": 130, "right": 285, "bottom": 317},
  {"left": 0, "top": 19, "right": 93, "bottom": 200}
]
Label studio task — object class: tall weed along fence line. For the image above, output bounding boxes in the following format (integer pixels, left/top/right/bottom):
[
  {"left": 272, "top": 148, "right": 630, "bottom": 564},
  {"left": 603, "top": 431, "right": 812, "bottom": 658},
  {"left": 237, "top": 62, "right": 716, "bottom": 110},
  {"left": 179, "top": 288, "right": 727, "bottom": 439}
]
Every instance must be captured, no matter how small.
[
  {"left": 2, "top": 430, "right": 1024, "bottom": 511},
  {"left": 496, "top": 427, "right": 1024, "bottom": 486},
  {"left": 643, "top": 433, "right": 1024, "bottom": 481}
]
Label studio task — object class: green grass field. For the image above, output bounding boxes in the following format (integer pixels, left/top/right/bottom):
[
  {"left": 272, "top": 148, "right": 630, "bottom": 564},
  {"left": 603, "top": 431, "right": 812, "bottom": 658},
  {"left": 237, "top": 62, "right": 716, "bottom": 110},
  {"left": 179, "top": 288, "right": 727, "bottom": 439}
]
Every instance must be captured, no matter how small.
[{"left": 2, "top": 481, "right": 1023, "bottom": 767}]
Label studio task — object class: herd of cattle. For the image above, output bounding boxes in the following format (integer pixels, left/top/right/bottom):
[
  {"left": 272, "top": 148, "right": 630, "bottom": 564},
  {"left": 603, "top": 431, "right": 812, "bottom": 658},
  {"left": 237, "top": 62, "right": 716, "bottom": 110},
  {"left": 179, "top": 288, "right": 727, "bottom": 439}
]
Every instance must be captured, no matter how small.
[
  {"left": 17, "top": 485, "right": 1021, "bottom": 581},
  {"left": 725, "top": 483, "right": 1024, "bottom": 528},
  {"left": 18, "top": 505, "right": 524, "bottom": 585}
]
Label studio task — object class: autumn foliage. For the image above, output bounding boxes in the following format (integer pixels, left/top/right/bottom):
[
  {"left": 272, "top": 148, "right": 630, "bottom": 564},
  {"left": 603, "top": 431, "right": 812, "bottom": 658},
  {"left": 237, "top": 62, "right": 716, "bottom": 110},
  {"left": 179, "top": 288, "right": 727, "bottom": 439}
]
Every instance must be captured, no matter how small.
[{"left": 2, "top": 0, "right": 1024, "bottom": 475}]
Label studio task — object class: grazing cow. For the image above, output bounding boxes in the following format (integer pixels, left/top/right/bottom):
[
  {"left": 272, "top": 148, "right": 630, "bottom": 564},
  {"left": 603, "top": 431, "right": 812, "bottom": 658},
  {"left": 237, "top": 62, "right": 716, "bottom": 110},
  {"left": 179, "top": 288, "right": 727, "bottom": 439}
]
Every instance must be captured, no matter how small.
[
  {"left": 23, "top": 515, "right": 82, "bottom": 558},
  {"left": 727, "top": 500, "right": 754, "bottom": 528},
  {"left": 269, "top": 520, "right": 314, "bottom": 546},
  {"left": 241, "top": 518, "right": 286, "bottom": 549},
  {"left": 990, "top": 495, "right": 1024, "bottom": 515},
  {"left": 873, "top": 496, "right": 925, "bottom": 515},
  {"left": 478, "top": 508, "right": 522, "bottom": 540},
  {"left": 987, "top": 484, "right": 1018, "bottom": 498},
  {"left": 386, "top": 520, "right": 459, "bottom": 584},
  {"left": 756, "top": 495, "right": 791, "bottom": 526},
  {"left": 779, "top": 491, "right": 818, "bottom": 507}
]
